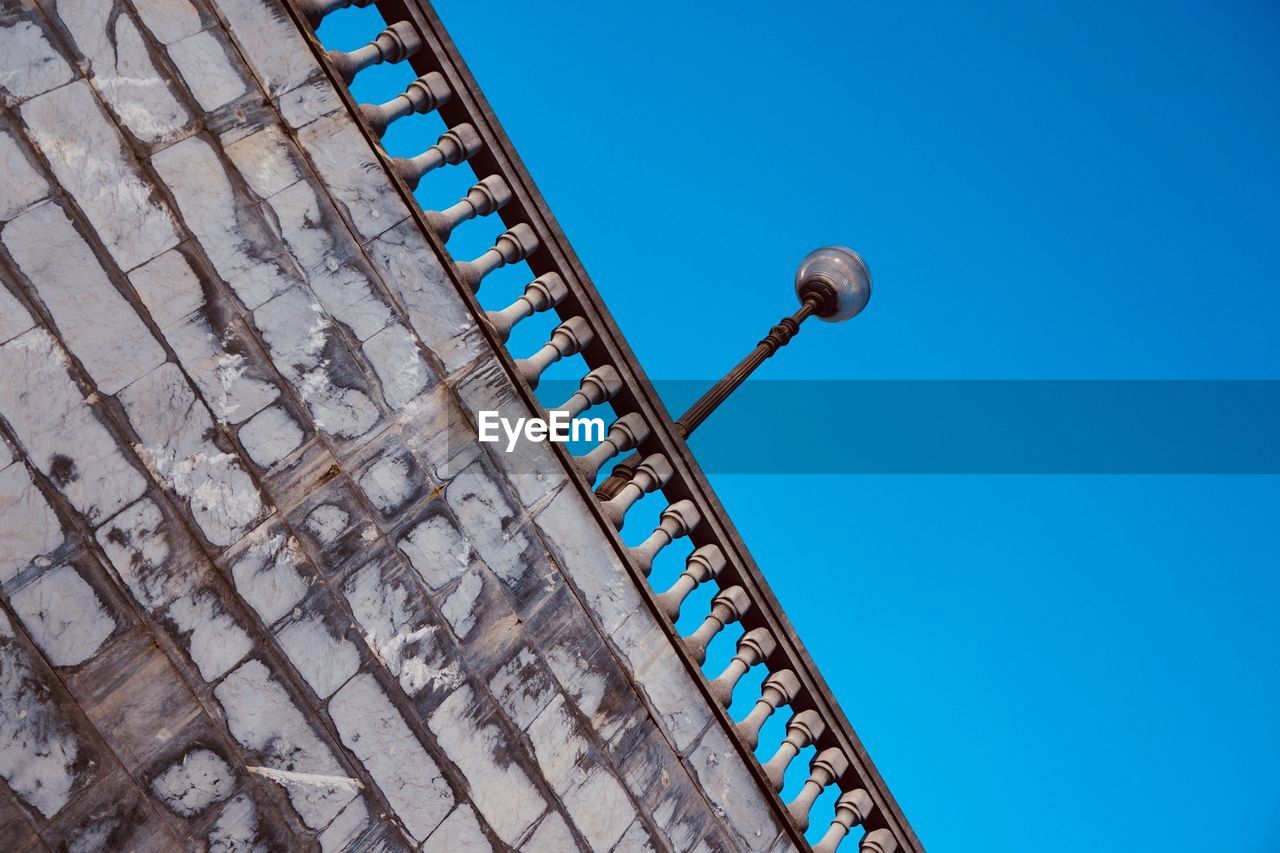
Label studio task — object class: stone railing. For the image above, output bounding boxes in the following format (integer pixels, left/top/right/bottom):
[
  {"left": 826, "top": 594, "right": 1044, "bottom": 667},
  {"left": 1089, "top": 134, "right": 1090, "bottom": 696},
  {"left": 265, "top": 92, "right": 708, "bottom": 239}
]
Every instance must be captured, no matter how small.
[{"left": 286, "top": 2, "right": 923, "bottom": 850}]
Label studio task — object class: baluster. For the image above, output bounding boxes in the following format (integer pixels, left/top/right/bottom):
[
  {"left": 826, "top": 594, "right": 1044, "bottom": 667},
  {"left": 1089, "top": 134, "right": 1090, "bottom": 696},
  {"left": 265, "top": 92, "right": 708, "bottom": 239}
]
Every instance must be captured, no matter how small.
[
  {"left": 655, "top": 544, "right": 726, "bottom": 621},
  {"left": 573, "top": 413, "right": 649, "bottom": 485},
  {"left": 552, "top": 366, "right": 622, "bottom": 419},
  {"left": 514, "top": 316, "right": 593, "bottom": 389},
  {"left": 812, "top": 788, "right": 873, "bottom": 853},
  {"left": 630, "top": 499, "right": 700, "bottom": 575},
  {"left": 595, "top": 451, "right": 638, "bottom": 500},
  {"left": 761, "top": 709, "right": 826, "bottom": 792},
  {"left": 735, "top": 668, "right": 800, "bottom": 748},
  {"left": 359, "top": 72, "right": 450, "bottom": 137},
  {"left": 423, "top": 175, "right": 511, "bottom": 243},
  {"left": 681, "top": 585, "right": 750, "bottom": 664},
  {"left": 455, "top": 224, "right": 540, "bottom": 293},
  {"left": 393, "top": 123, "right": 482, "bottom": 190},
  {"left": 600, "top": 454, "right": 672, "bottom": 530},
  {"left": 299, "top": 0, "right": 374, "bottom": 26},
  {"left": 860, "top": 829, "right": 900, "bottom": 853},
  {"left": 787, "top": 748, "right": 850, "bottom": 830},
  {"left": 484, "top": 272, "right": 568, "bottom": 342},
  {"left": 325, "top": 21, "right": 421, "bottom": 84},
  {"left": 708, "top": 626, "right": 775, "bottom": 708}
]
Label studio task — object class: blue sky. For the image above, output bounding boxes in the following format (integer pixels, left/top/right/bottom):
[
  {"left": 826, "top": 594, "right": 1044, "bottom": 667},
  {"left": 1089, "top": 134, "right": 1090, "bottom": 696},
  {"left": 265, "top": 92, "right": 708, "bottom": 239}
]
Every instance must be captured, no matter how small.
[{"left": 323, "top": 2, "right": 1279, "bottom": 850}]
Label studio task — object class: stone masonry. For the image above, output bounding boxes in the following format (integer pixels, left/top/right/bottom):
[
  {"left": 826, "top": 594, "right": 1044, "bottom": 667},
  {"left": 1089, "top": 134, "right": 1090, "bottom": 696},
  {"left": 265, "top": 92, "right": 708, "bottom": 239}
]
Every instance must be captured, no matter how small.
[{"left": 0, "top": 0, "right": 795, "bottom": 850}]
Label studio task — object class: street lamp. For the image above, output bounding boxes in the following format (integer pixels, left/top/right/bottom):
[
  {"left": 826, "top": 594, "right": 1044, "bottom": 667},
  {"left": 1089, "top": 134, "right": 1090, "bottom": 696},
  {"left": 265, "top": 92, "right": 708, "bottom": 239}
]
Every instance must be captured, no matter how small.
[{"left": 595, "top": 246, "right": 872, "bottom": 498}]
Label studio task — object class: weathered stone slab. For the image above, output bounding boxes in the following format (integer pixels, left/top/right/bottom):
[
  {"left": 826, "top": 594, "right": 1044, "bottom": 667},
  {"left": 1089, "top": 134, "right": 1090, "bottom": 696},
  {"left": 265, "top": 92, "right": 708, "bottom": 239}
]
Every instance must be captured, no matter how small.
[
  {"left": 0, "top": 16, "right": 76, "bottom": 106},
  {"left": 167, "top": 28, "right": 249, "bottom": 113},
  {"left": 523, "top": 811, "right": 581, "bottom": 853},
  {"left": 223, "top": 123, "right": 305, "bottom": 200},
  {"left": 210, "top": 0, "right": 319, "bottom": 96},
  {"left": 615, "top": 819, "right": 659, "bottom": 853},
  {"left": 165, "top": 309, "right": 283, "bottom": 425},
  {"left": 8, "top": 560, "right": 119, "bottom": 667},
  {"left": 316, "top": 797, "right": 412, "bottom": 853},
  {"left": 0, "top": 462, "right": 64, "bottom": 585},
  {"left": 0, "top": 610, "right": 97, "bottom": 819},
  {"left": 328, "top": 673, "right": 454, "bottom": 842},
  {"left": 42, "top": 767, "right": 181, "bottom": 851},
  {"left": 21, "top": 80, "right": 179, "bottom": 271},
  {"left": 297, "top": 114, "right": 408, "bottom": 241},
  {"left": 0, "top": 328, "right": 147, "bottom": 526},
  {"left": 276, "top": 77, "right": 343, "bottom": 130},
  {"left": 611, "top": 609, "right": 713, "bottom": 756},
  {"left": 252, "top": 285, "right": 382, "bottom": 440},
  {"left": 118, "top": 362, "right": 265, "bottom": 546},
  {"left": 685, "top": 725, "right": 786, "bottom": 851},
  {"left": 489, "top": 646, "right": 558, "bottom": 732},
  {"left": 95, "top": 496, "right": 255, "bottom": 681},
  {"left": 127, "top": 247, "right": 206, "bottom": 330},
  {"left": 340, "top": 559, "right": 462, "bottom": 702},
  {"left": 215, "top": 658, "right": 360, "bottom": 829},
  {"left": 130, "top": 0, "right": 204, "bottom": 44},
  {"left": 48, "top": 0, "right": 193, "bottom": 145},
  {"left": 150, "top": 746, "right": 236, "bottom": 817},
  {"left": 397, "top": 505, "right": 473, "bottom": 592},
  {"left": 222, "top": 522, "right": 313, "bottom": 626},
  {"left": 0, "top": 277, "right": 34, "bottom": 345},
  {"left": 0, "top": 126, "right": 49, "bottom": 220},
  {"left": 273, "top": 597, "right": 361, "bottom": 699},
  {"left": 367, "top": 218, "right": 485, "bottom": 374},
  {"left": 426, "top": 685, "right": 547, "bottom": 846},
  {"left": 363, "top": 323, "right": 434, "bottom": 410},
  {"left": 151, "top": 134, "right": 299, "bottom": 308},
  {"left": 421, "top": 804, "right": 493, "bottom": 853},
  {"left": 238, "top": 403, "right": 306, "bottom": 468},
  {"left": 4, "top": 202, "right": 166, "bottom": 394}
]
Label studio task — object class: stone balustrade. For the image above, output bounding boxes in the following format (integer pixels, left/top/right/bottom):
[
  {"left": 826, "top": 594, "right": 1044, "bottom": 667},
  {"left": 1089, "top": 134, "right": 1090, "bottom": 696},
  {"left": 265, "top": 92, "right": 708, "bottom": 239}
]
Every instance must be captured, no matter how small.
[{"left": 295, "top": 2, "right": 922, "bottom": 850}]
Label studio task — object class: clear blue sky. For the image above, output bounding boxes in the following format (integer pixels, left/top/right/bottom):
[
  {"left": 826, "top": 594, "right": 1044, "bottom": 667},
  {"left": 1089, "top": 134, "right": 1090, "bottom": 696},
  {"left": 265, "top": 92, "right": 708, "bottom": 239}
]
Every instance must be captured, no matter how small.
[{"left": 323, "top": 3, "right": 1280, "bottom": 850}]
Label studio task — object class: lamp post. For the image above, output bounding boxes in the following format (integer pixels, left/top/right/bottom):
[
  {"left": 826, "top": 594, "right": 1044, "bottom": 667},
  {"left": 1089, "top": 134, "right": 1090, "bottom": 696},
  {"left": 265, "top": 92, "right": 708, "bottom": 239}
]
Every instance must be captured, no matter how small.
[{"left": 595, "top": 246, "right": 872, "bottom": 499}]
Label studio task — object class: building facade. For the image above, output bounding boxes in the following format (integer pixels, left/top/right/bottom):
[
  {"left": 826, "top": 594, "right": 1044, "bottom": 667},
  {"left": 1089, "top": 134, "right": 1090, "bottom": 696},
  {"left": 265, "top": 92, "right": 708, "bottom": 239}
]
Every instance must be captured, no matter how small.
[{"left": 0, "top": 0, "right": 920, "bottom": 850}]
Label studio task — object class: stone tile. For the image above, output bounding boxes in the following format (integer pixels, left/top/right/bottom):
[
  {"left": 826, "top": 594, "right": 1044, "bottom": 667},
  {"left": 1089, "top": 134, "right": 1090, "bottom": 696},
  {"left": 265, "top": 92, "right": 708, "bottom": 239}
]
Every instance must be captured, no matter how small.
[
  {"left": 615, "top": 819, "right": 659, "bottom": 853},
  {"left": 0, "top": 17, "right": 76, "bottom": 106},
  {"left": 542, "top": 616, "right": 641, "bottom": 745},
  {"left": 0, "top": 462, "right": 65, "bottom": 585},
  {"left": 166, "top": 28, "right": 249, "bottom": 112},
  {"left": 214, "top": 658, "right": 359, "bottom": 830},
  {"left": 96, "top": 496, "right": 255, "bottom": 681},
  {"left": 237, "top": 403, "right": 306, "bottom": 469},
  {"left": 489, "top": 646, "right": 558, "bottom": 732},
  {"left": 426, "top": 684, "right": 547, "bottom": 846},
  {"left": 127, "top": 247, "right": 207, "bottom": 330},
  {"left": 328, "top": 673, "right": 454, "bottom": 843},
  {"left": 534, "top": 484, "right": 643, "bottom": 634},
  {"left": 273, "top": 596, "right": 361, "bottom": 699},
  {"left": 297, "top": 114, "right": 408, "bottom": 241},
  {"left": 252, "top": 285, "right": 382, "bottom": 441},
  {"left": 0, "top": 275, "right": 34, "bottom": 344},
  {"left": 686, "top": 725, "right": 786, "bottom": 852},
  {"left": 275, "top": 77, "right": 343, "bottom": 130},
  {"left": 222, "top": 123, "right": 305, "bottom": 201},
  {"left": 559, "top": 764, "right": 636, "bottom": 851},
  {"left": 21, "top": 80, "right": 180, "bottom": 270},
  {"left": 221, "top": 521, "right": 313, "bottom": 626},
  {"left": 612, "top": 611, "right": 713, "bottom": 756},
  {"left": 4, "top": 201, "right": 166, "bottom": 394},
  {"left": 0, "top": 610, "right": 102, "bottom": 820},
  {"left": 210, "top": 0, "right": 320, "bottom": 97},
  {"left": 130, "top": 0, "right": 204, "bottom": 44},
  {"left": 118, "top": 362, "right": 266, "bottom": 546},
  {"left": 363, "top": 322, "right": 434, "bottom": 410},
  {"left": 41, "top": 767, "right": 181, "bottom": 851},
  {"left": 443, "top": 459, "right": 544, "bottom": 600},
  {"left": 149, "top": 746, "right": 236, "bottom": 817},
  {"left": 64, "top": 629, "right": 204, "bottom": 768},
  {"left": 367, "top": 218, "right": 485, "bottom": 374},
  {"left": 164, "top": 308, "right": 283, "bottom": 425},
  {"left": 0, "top": 328, "right": 147, "bottom": 526},
  {"left": 151, "top": 134, "right": 299, "bottom": 309},
  {"left": 205, "top": 792, "right": 292, "bottom": 853},
  {"left": 47, "top": 0, "right": 193, "bottom": 145},
  {"left": 339, "top": 559, "right": 462, "bottom": 703},
  {"left": 316, "top": 796, "right": 412, "bottom": 853},
  {"left": 8, "top": 561, "right": 119, "bottom": 667},
  {"left": 0, "top": 126, "right": 49, "bottom": 220},
  {"left": 421, "top": 804, "right": 493, "bottom": 853},
  {"left": 396, "top": 504, "right": 473, "bottom": 593},
  {"left": 522, "top": 811, "right": 581, "bottom": 853}
]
